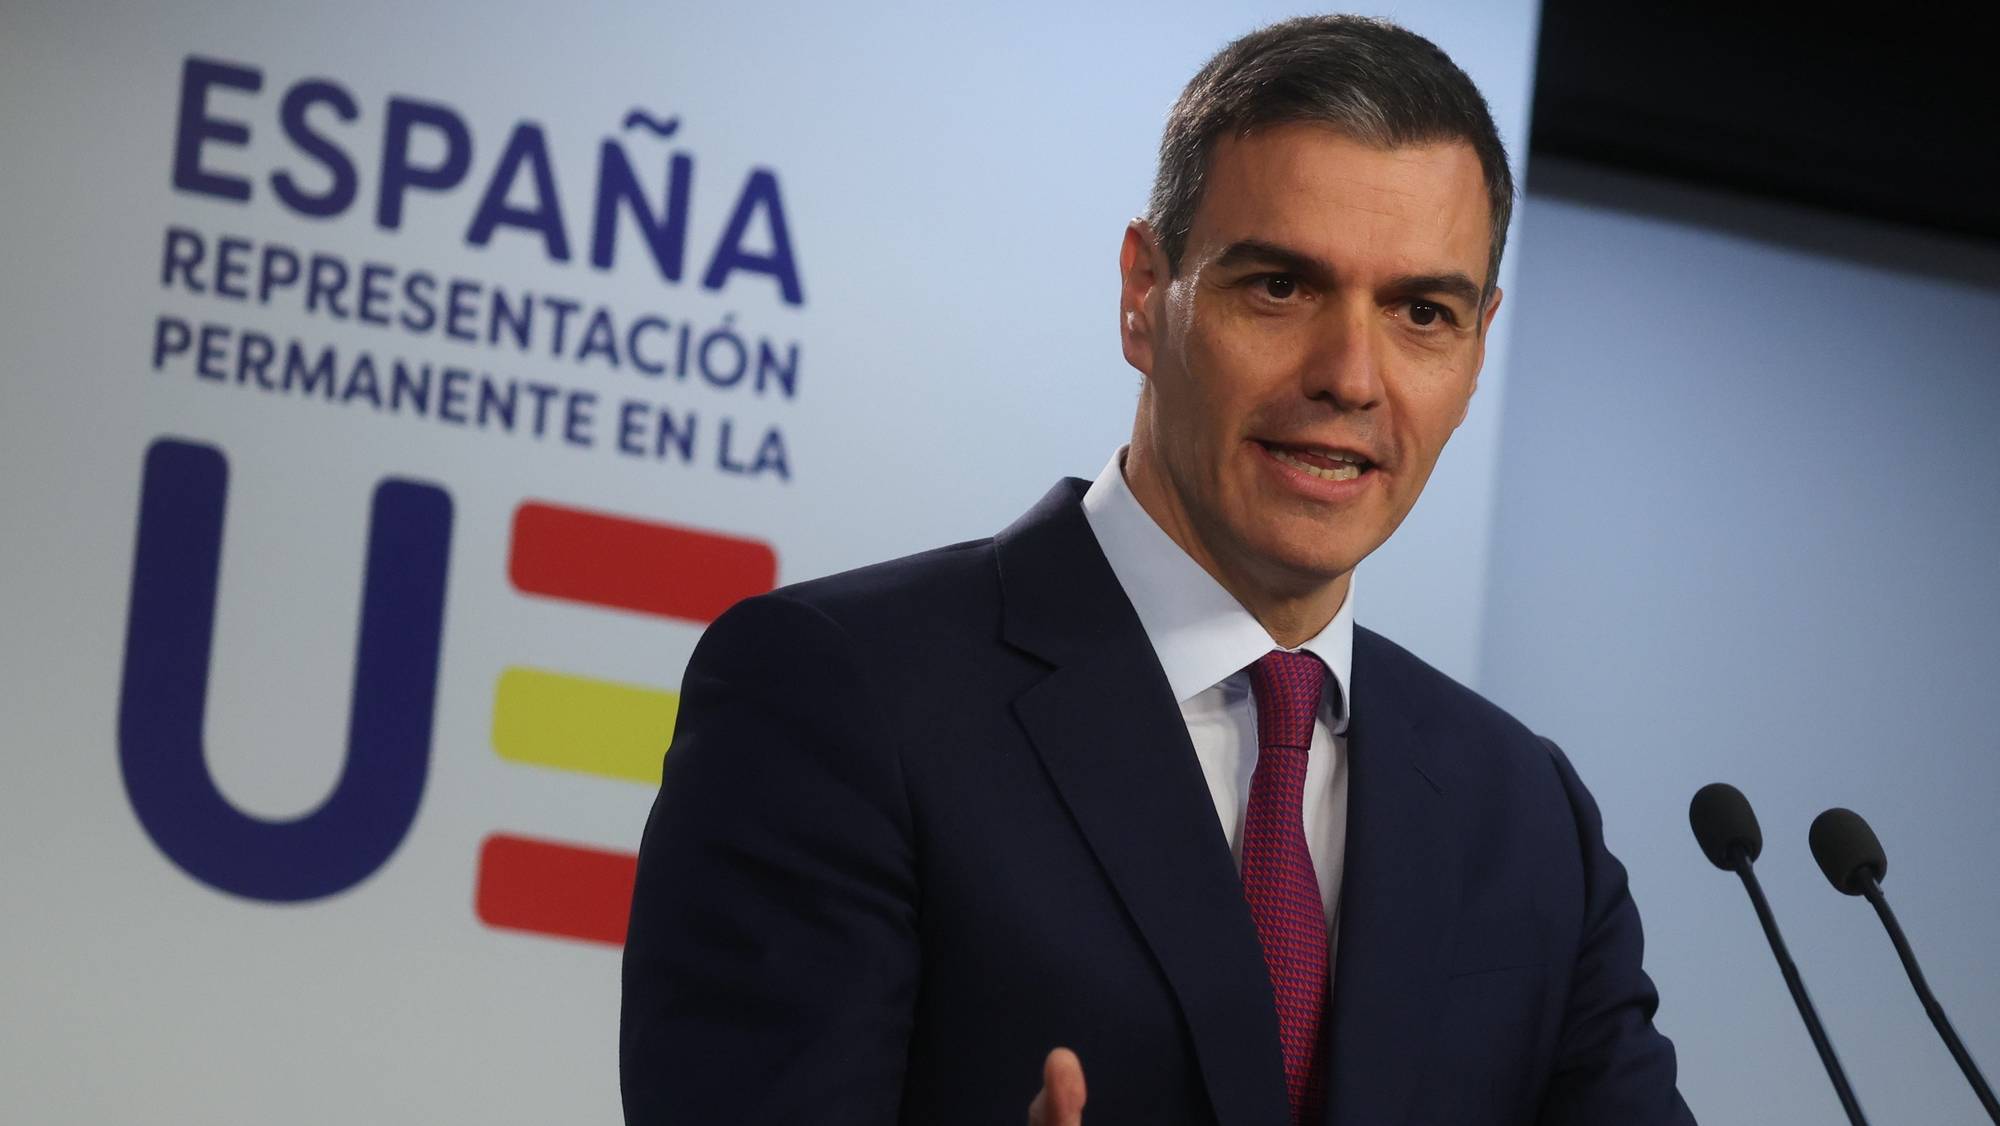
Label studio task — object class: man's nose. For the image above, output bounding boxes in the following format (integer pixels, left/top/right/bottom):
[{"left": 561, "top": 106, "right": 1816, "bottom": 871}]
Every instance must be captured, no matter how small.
[{"left": 1300, "top": 302, "right": 1384, "bottom": 411}]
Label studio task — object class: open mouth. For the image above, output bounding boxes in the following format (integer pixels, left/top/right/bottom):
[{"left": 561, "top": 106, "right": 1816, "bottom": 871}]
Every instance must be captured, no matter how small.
[{"left": 1259, "top": 441, "right": 1374, "bottom": 482}]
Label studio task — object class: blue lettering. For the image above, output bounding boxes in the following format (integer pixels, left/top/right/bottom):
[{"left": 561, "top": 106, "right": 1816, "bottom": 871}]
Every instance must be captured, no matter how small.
[
  {"left": 259, "top": 242, "right": 301, "bottom": 303},
  {"left": 237, "top": 331, "right": 276, "bottom": 389},
  {"left": 172, "top": 57, "right": 261, "bottom": 202},
  {"left": 306, "top": 254, "right": 350, "bottom": 317},
  {"left": 542, "top": 296, "right": 579, "bottom": 354},
  {"left": 477, "top": 378, "right": 517, "bottom": 429},
  {"left": 272, "top": 79, "right": 360, "bottom": 217},
  {"left": 341, "top": 353, "right": 382, "bottom": 406},
  {"left": 153, "top": 316, "right": 192, "bottom": 369},
  {"left": 438, "top": 366, "right": 470, "bottom": 424},
  {"left": 377, "top": 97, "right": 472, "bottom": 230},
  {"left": 617, "top": 399, "right": 647, "bottom": 456},
  {"left": 489, "top": 287, "right": 531, "bottom": 350},
  {"left": 357, "top": 262, "right": 394, "bottom": 326},
  {"left": 697, "top": 317, "right": 747, "bottom": 387},
  {"left": 285, "top": 341, "right": 337, "bottom": 397},
  {"left": 717, "top": 418, "right": 747, "bottom": 473},
  {"left": 400, "top": 271, "right": 437, "bottom": 332},
  {"left": 391, "top": 360, "right": 431, "bottom": 413},
  {"left": 702, "top": 169, "right": 803, "bottom": 306},
  {"left": 214, "top": 236, "right": 251, "bottom": 300},
  {"left": 655, "top": 405, "right": 697, "bottom": 462},
  {"left": 117, "top": 439, "right": 452, "bottom": 902},
  {"left": 524, "top": 382, "right": 562, "bottom": 437},
  {"left": 467, "top": 123, "right": 570, "bottom": 259},
  {"left": 576, "top": 307, "right": 619, "bottom": 367},
  {"left": 196, "top": 322, "right": 230, "bottom": 381},
  {"left": 592, "top": 142, "right": 690, "bottom": 281},
  {"left": 564, "top": 391, "right": 595, "bottom": 447},
  {"left": 445, "top": 279, "right": 480, "bottom": 342},
  {"left": 161, "top": 227, "right": 206, "bottom": 292},
  {"left": 628, "top": 316, "right": 669, "bottom": 375},
  {"left": 618, "top": 399, "right": 698, "bottom": 463},
  {"left": 751, "top": 425, "right": 791, "bottom": 480},
  {"left": 755, "top": 340, "right": 800, "bottom": 399},
  {"left": 714, "top": 419, "right": 787, "bottom": 478}
]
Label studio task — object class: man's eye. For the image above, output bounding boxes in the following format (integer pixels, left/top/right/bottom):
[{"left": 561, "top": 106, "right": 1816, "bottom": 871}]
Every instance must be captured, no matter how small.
[
  {"left": 1407, "top": 301, "right": 1452, "bottom": 327},
  {"left": 1260, "top": 275, "right": 1298, "bottom": 300}
]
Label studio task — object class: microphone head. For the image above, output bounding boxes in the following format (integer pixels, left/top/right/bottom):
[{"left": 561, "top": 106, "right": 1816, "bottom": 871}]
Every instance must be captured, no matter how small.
[
  {"left": 1690, "top": 782, "right": 1762, "bottom": 869},
  {"left": 1809, "top": 807, "right": 1887, "bottom": 895}
]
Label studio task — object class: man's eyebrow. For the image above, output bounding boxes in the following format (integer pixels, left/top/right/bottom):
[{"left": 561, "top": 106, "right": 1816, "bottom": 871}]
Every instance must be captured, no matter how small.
[
  {"left": 1386, "top": 272, "right": 1483, "bottom": 308},
  {"left": 1212, "top": 239, "right": 1335, "bottom": 284},
  {"left": 1213, "top": 244, "right": 1484, "bottom": 308}
]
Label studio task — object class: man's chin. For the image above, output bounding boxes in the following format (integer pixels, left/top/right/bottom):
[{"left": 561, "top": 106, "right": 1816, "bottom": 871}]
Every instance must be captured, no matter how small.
[{"left": 1234, "top": 536, "right": 1366, "bottom": 597}]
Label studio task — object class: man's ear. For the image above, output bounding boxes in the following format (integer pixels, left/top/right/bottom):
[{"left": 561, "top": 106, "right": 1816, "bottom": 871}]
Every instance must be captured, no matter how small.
[
  {"left": 1456, "top": 286, "right": 1503, "bottom": 428},
  {"left": 1478, "top": 285, "right": 1504, "bottom": 338},
  {"left": 1119, "top": 220, "right": 1165, "bottom": 377}
]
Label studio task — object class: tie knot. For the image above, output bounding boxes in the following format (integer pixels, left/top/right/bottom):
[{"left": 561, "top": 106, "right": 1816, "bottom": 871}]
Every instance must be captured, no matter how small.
[{"left": 1249, "top": 649, "right": 1325, "bottom": 750}]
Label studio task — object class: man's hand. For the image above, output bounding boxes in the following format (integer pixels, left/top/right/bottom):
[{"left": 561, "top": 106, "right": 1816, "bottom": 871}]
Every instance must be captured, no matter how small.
[{"left": 1026, "top": 1047, "right": 1087, "bottom": 1126}]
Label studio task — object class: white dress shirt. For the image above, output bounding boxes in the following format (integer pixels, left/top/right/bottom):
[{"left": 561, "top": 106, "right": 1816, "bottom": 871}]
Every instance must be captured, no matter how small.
[{"left": 1080, "top": 449, "right": 1354, "bottom": 930}]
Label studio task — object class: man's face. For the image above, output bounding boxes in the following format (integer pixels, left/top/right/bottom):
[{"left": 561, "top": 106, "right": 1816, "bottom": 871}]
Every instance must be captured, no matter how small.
[{"left": 1120, "top": 123, "right": 1501, "bottom": 600}]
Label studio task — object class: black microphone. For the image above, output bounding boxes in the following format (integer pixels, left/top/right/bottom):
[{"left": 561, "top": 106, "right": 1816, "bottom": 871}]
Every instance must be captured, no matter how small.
[
  {"left": 1690, "top": 783, "right": 1870, "bottom": 1125},
  {"left": 1810, "top": 807, "right": 2000, "bottom": 1124}
]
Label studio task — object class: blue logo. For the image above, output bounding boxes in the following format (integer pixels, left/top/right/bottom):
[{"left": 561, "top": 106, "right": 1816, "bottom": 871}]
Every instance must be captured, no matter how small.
[{"left": 118, "top": 438, "right": 453, "bottom": 901}]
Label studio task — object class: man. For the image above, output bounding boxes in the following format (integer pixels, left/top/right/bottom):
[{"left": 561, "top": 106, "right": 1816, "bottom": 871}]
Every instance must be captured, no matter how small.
[{"left": 622, "top": 15, "right": 1694, "bottom": 1125}]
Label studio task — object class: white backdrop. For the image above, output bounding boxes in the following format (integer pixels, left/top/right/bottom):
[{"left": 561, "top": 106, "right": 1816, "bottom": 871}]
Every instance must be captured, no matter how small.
[
  {"left": 1488, "top": 161, "right": 2000, "bottom": 1125},
  {"left": 0, "top": 3, "right": 1539, "bottom": 1122}
]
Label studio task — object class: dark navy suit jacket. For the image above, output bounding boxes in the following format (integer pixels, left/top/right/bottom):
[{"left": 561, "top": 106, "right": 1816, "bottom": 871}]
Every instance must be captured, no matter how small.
[{"left": 621, "top": 480, "right": 1695, "bottom": 1125}]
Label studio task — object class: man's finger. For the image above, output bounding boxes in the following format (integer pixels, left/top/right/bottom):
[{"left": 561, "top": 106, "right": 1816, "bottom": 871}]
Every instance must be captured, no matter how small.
[{"left": 1027, "top": 1047, "right": 1087, "bottom": 1126}]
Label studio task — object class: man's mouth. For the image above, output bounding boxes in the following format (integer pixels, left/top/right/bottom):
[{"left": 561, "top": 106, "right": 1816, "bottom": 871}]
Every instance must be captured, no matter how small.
[{"left": 1260, "top": 441, "right": 1373, "bottom": 482}]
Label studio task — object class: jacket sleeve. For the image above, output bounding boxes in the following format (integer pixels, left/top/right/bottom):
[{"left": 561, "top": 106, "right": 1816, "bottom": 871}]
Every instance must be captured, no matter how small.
[
  {"left": 1537, "top": 738, "right": 1698, "bottom": 1125},
  {"left": 620, "top": 592, "right": 920, "bottom": 1124}
]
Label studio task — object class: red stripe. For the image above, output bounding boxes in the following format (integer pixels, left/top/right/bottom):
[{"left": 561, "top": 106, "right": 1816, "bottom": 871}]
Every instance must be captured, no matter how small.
[
  {"left": 508, "top": 501, "right": 776, "bottom": 623},
  {"left": 475, "top": 833, "right": 638, "bottom": 946}
]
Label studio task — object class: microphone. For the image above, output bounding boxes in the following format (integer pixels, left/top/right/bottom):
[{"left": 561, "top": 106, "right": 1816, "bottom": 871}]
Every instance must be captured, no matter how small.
[
  {"left": 1690, "top": 783, "right": 1869, "bottom": 1125},
  {"left": 1809, "top": 808, "right": 2000, "bottom": 1123}
]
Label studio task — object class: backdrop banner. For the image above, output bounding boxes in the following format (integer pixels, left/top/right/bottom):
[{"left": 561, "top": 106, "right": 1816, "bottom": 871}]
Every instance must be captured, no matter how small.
[{"left": 0, "top": 3, "right": 1537, "bottom": 1121}]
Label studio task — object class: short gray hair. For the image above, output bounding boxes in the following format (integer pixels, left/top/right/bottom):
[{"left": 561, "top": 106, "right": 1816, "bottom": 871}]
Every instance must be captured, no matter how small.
[{"left": 1146, "top": 15, "right": 1515, "bottom": 300}]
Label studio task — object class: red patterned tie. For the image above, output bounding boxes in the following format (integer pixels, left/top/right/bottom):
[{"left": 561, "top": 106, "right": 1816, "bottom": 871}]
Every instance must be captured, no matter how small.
[{"left": 1243, "top": 650, "right": 1329, "bottom": 1125}]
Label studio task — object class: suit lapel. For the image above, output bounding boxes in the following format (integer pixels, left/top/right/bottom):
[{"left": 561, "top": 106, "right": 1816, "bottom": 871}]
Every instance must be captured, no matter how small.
[
  {"left": 998, "top": 481, "right": 1291, "bottom": 1126},
  {"left": 1322, "top": 628, "right": 1459, "bottom": 1126}
]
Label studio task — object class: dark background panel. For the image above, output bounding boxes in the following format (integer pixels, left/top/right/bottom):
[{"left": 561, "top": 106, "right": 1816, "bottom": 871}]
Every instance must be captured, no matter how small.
[{"left": 1531, "top": 2, "right": 2000, "bottom": 244}]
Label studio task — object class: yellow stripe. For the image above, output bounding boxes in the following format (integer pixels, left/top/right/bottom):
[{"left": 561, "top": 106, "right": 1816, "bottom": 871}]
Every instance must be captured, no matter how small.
[{"left": 492, "top": 667, "right": 678, "bottom": 784}]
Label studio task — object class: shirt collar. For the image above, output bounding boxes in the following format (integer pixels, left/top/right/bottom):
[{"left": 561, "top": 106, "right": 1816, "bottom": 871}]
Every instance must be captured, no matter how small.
[{"left": 1080, "top": 448, "right": 1354, "bottom": 729}]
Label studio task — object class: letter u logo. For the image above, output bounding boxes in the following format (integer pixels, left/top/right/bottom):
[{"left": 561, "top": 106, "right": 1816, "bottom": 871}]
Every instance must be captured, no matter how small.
[{"left": 118, "top": 438, "right": 453, "bottom": 901}]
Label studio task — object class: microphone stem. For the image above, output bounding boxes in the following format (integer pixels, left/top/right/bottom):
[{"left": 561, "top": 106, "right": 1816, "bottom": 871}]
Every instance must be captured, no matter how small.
[
  {"left": 1732, "top": 849, "right": 1870, "bottom": 1125},
  {"left": 1858, "top": 876, "right": 2000, "bottom": 1123}
]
